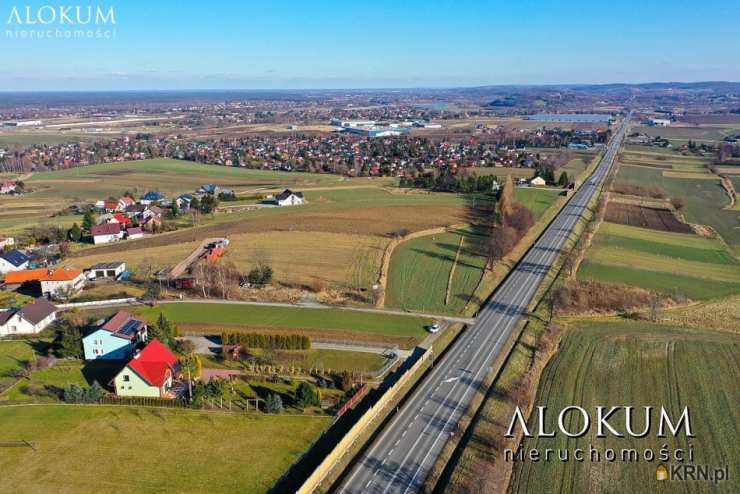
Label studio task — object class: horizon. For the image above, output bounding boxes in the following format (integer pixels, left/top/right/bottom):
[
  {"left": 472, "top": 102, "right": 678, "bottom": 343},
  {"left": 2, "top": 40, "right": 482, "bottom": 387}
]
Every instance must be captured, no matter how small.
[{"left": 1, "top": 0, "right": 739, "bottom": 91}]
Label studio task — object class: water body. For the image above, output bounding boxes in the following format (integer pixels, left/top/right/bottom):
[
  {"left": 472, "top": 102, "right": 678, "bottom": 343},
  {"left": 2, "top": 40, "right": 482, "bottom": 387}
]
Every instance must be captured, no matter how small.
[{"left": 525, "top": 113, "right": 613, "bottom": 123}]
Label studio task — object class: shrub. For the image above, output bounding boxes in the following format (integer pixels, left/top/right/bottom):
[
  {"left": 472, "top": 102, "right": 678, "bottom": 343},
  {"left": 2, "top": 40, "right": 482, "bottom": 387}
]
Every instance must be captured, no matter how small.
[
  {"left": 221, "top": 332, "right": 310, "bottom": 350},
  {"left": 265, "top": 393, "right": 283, "bottom": 413},
  {"left": 295, "top": 381, "right": 320, "bottom": 408}
]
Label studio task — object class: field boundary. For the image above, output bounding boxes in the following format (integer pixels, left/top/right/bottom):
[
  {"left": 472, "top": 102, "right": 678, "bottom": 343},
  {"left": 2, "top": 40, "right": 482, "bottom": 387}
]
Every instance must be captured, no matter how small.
[{"left": 445, "top": 235, "right": 465, "bottom": 306}]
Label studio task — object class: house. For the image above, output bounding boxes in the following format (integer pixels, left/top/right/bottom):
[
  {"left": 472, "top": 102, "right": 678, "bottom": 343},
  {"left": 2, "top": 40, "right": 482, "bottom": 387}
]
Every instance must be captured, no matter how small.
[
  {"left": 140, "top": 191, "right": 165, "bottom": 205},
  {"left": 0, "top": 298, "right": 57, "bottom": 337},
  {"left": 88, "top": 262, "right": 126, "bottom": 280},
  {"left": 83, "top": 310, "right": 147, "bottom": 360},
  {"left": 91, "top": 223, "right": 123, "bottom": 245},
  {"left": 109, "top": 213, "right": 131, "bottom": 226},
  {"left": 3, "top": 267, "right": 85, "bottom": 298},
  {"left": 176, "top": 194, "right": 194, "bottom": 210},
  {"left": 0, "top": 237, "right": 14, "bottom": 250},
  {"left": 0, "top": 180, "right": 17, "bottom": 194},
  {"left": 0, "top": 249, "right": 30, "bottom": 274},
  {"left": 102, "top": 199, "right": 121, "bottom": 212},
  {"left": 530, "top": 176, "right": 546, "bottom": 187},
  {"left": 199, "top": 184, "right": 219, "bottom": 195},
  {"left": 112, "top": 339, "right": 179, "bottom": 397},
  {"left": 126, "top": 227, "right": 144, "bottom": 240},
  {"left": 275, "top": 189, "right": 305, "bottom": 206}
]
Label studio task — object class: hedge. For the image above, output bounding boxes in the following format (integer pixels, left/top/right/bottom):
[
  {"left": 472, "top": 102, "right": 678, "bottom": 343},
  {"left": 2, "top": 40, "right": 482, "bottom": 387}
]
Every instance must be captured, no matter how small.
[{"left": 222, "top": 332, "right": 311, "bottom": 350}]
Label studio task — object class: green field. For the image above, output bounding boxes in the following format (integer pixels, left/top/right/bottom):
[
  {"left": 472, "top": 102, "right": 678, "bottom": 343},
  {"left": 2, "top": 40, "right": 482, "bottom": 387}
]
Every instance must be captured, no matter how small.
[
  {"left": 0, "top": 341, "right": 35, "bottom": 393},
  {"left": 386, "top": 188, "right": 560, "bottom": 314},
  {"left": 579, "top": 222, "right": 740, "bottom": 300},
  {"left": 135, "top": 302, "right": 430, "bottom": 348},
  {"left": 616, "top": 164, "right": 740, "bottom": 252},
  {"left": 0, "top": 405, "right": 329, "bottom": 494},
  {"left": 511, "top": 320, "right": 740, "bottom": 493},
  {"left": 386, "top": 227, "right": 488, "bottom": 314}
]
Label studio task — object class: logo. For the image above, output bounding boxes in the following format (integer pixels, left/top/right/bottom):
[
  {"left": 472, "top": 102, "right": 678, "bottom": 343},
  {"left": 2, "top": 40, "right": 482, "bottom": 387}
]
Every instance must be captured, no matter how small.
[
  {"left": 656, "top": 464, "right": 668, "bottom": 481},
  {"left": 5, "top": 4, "right": 117, "bottom": 40}
]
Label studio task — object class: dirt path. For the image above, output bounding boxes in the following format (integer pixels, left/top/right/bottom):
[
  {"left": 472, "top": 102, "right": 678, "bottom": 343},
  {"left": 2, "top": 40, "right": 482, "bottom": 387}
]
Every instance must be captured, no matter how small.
[
  {"left": 719, "top": 174, "right": 737, "bottom": 209},
  {"left": 444, "top": 236, "right": 464, "bottom": 306}
]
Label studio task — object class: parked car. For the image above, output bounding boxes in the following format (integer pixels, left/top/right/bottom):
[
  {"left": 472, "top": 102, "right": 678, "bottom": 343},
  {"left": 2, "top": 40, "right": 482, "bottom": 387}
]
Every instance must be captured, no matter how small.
[{"left": 428, "top": 322, "right": 441, "bottom": 333}]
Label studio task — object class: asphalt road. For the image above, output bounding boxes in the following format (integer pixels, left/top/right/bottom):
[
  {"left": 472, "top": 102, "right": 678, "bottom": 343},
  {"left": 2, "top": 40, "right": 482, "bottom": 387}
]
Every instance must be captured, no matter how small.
[{"left": 336, "top": 118, "right": 629, "bottom": 494}]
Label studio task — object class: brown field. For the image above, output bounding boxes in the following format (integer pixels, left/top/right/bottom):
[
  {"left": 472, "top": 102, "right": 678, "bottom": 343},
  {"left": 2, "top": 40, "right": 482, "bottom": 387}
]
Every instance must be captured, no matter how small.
[
  {"left": 67, "top": 231, "right": 387, "bottom": 288},
  {"left": 604, "top": 202, "right": 693, "bottom": 233},
  {"left": 68, "top": 204, "right": 465, "bottom": 259}
]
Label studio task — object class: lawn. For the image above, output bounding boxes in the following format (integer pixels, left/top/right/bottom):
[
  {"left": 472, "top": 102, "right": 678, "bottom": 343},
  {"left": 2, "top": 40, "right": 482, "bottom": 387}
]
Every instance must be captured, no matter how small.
[
  {"left": 578, "top": 222, "right": 740, "bottom": 300},
  {"left": 136, "top": 303, "right": 430, "bottom": 348},
  {"left": 510, "top": 320, "right": 740, "bottom": 494},
  {"left": 0, "top": 404, "right": 330, "bottom": 494},
  {"left": 203, "top": 348, "right": 388, "bottom": 374},
  {"left": 0, "top": 341, "right": 35, "bottom": 393}
]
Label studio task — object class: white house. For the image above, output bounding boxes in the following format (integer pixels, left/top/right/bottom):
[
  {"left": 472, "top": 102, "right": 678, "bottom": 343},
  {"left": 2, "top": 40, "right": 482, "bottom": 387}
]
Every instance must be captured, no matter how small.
[
  {"left": 650, "top": 118, "right": 671, "bottom": 127},
  {"left": 530, "top": 176, "right": 546, "bottom": 187},
  {"left": 0, "top": 237, "right": 14, "bottom": 250},
  {"left": 3, "top": 267, "right": 86, "bottom": 298},
  {"left": 91, "top": 223, "right": 124, "bottom": 245},
  {"left": 0, "top": 298, "right": 57, "bottom": 337},
  {"left": 0, "top": 250, "right": 30, "bottom": 274},
  {"left": 275, "top": 189, "right": 305, "bottom": 206},
  {"left": 88, "top": 262, "right": 126, "bottom": 280}
]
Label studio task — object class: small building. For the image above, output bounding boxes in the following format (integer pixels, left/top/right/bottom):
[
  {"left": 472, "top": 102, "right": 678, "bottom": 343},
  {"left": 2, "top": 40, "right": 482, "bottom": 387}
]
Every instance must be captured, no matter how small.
[
  {"left": 89, "top": 262, "right": 126, "bottom": 280},
  {"left": 112, "top": 339, "right": 179, "bottom": 398},
  {"left": 126, "top": 227, "right": 144, "bottom": 240},
  {"left": 0, "top": 249, "right": 30, "bottom": 274},
  {"left": 530, "top": 176, "right": 546, "bottom": 187},
  {"left": 91, "top": 223, "right": 124, "bottom": 245},
  {"left": 83, "top": 310, "right": 148, "bottom": 360},
  {"left": 0, "top": 298, "right": 57, "bottom": 337},
  {"left": 3, "top": 267, "right": 85, "bottom": 298},
  {"left": 649, "top": 118, "right": 671, "bottom": 127},
  {"left": 199, "top": 184, "right": 219, "bottom": 195},
  {"left": 275, "top": 189, "right": 305, "bottom": 206}
]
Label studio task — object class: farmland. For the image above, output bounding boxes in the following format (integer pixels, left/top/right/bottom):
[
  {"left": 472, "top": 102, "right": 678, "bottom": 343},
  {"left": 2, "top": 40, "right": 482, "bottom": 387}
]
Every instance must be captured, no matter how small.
[
  {"left": 604, "top": 202, "right": 693, "bottom": 233},
  {"left": 0, "top": 405, "right": 330, "bottom": 494},
  {"left": 385, "top": 188, "right": 560, "bottom": 314},
  {"left": 615, "top": 161, "right": 740, "bottom": 253},
  {"left": 134, "top": 302, "right": 431, "bottom": 348},
  {"left": 578, "top": 222, "right": 740, "bottom": 300},
  {"left": 510, "top": 320, "right": 740, "bottom": 494}
]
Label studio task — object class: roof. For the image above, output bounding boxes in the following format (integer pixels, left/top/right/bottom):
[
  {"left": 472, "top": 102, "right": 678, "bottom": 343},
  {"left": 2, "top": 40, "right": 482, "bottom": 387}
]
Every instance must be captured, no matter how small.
[
  {"left": 101, "top": 310, "right": 146, "bottom": 340},
  {"left": 103, "top": 200, "right": 119, "bottom": 209},
  {"left": 18, "top": 298, "right": 57, "bottom": 325},
  {"left": 120, "top": 196, "right": 136, "bottom": 205},
  {"left": 1, "top": 249, "right": 29, "bottom": 267},
  {"left": 126, "top": 339, "right": 178, "bottom": 387},
  {"left": 91, "top": 223, "right": 121, "bottom": 236},
  {"left": 112, "top": 213, "right": 131, "bottom": 224},
  {"left": 0, "top": 310, "right": 14, "bottom": 325},
  {"left": 276, "top": 189, "right": 304, "bottom": 201},
  {"left": 4, "top": 267, "right": 83, "bottom": 284},
  {"left": 142, "top": 191, "right": 164, "bottom": 200},
  {"left": 90, "top": 262, "right": 125, "bottom": 270},
  {"left": 127, "top": 227, "right": 143, "bottom": 235}
]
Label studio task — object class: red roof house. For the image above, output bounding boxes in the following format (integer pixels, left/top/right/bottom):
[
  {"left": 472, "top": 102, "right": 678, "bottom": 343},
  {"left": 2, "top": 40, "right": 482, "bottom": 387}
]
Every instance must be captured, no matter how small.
[{"left": 113, "top": 339, "right": 180, "bottom": 398}]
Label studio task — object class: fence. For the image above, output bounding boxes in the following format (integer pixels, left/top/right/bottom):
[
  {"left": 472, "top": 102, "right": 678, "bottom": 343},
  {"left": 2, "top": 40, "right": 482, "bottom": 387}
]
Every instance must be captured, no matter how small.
[
  {"left": 57, "top": 297, "right": 137, "bottom": 309},
  {"left": 295, "top": 348, "right": 430, "bottom": 494},
  {"left": 335, "top": 384, "right": 369, "bottom": 418},
  {"left": 100, "top": 395, "right": 187, "bottom": 408}
]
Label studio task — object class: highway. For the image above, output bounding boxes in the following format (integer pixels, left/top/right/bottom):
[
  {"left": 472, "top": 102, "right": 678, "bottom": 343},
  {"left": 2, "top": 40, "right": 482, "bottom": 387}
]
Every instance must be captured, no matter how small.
[{"left": 336, "top": 117, "right": 629, "bottom": 494}]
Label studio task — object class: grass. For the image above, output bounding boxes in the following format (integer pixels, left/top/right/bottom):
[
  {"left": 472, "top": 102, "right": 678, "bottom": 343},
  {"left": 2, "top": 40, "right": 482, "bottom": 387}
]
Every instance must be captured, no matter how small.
[
  {"left": 136, "top": 302, "right": 430, "bottom": 348},
  {"left": 578, "top": 222, "right": 740, "bottom": 300},
  {"left": 510, "top": 320, "right": 740, "bottom": 494},
  {"left": 0, "top": 341, "right": 35, "bottom": 393},
  {"left": 0, "top": 404, "right": 330, "bottom": 494},
  {"left": 204, "top": 348, "right": 388, "bottom": 374}
]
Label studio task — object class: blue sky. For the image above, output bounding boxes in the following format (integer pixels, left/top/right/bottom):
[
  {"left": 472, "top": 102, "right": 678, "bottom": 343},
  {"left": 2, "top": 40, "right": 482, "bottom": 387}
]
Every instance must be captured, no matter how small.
[{"left": 1, "top": 0, "right": 738, "bottom": 90}]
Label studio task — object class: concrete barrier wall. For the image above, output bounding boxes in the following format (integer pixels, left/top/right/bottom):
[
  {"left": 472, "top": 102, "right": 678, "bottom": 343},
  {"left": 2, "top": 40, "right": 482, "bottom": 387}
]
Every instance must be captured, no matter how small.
[{"left": 296, "top": 349, "right": 430, "bottom": 494}]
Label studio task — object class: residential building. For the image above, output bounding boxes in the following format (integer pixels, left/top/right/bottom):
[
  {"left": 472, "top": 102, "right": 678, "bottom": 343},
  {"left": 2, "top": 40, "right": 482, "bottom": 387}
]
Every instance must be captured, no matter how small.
[
  {"left": 140, "top": 191, "right": 165, "bottom": 205},
  {"left": 530, "top": 176, "right": 546, "bottom": 186},
  {"left": 3, "top": 267, "right": 85, "bottom": 298},
  {"left": 0, "top": 180, "right": 17, "bottom": 194},
  {"left": 126, "top": 227, "right": 144, "bottom": 239},
  {"left": 83, "top": 310, "right": 147, "bottom": 360},
  {"left": 112, "top": 339, "right": 179, "bottom": 397},
  {"left": 91, "top": 223, "right": 124, "bottom": 244},
  {"left": 0, "top": 298, "right": 57, "bottom": 337},
  {"left": 0, "top": 249, "right": 30, "bottom": 274},
  {"left": 275, "top": 189, "right": 305, "bottom": 206},
  {"left": 0, "top": 237, "right": 15, "bottom": 250}
]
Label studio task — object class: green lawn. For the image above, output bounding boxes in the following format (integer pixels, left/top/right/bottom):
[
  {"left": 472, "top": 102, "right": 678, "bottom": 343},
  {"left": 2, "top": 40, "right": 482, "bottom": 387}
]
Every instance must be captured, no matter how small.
[
  {"left": 579, "top": 222, "right": 740, "bottom": 300},
  {"left": 0, "top": 341, "right": 35, "bottom": 393},
  {"left": 511, "top": 320, "right": 740, "bottom": 494},
  {"left": 136, "top": 303, "right": 430, "bottom": 347},
  {"left": 204, "top": 348, "right": 387, "bottom": 374},
  {"left": 0, "top": 404, "right": 329, "bottom": 494}
]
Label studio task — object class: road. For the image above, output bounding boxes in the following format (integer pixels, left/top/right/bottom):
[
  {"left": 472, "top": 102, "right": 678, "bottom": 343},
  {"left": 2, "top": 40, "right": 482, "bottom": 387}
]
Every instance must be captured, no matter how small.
[{"left": 336, "top": 117, "right": 629, "bottom": 494}]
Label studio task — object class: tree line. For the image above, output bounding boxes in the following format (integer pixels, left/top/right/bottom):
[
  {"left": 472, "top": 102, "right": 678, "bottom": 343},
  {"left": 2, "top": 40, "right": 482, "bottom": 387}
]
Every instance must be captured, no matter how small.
[{"left": 221, "top": 331, "right": 311, "bottom": 350}]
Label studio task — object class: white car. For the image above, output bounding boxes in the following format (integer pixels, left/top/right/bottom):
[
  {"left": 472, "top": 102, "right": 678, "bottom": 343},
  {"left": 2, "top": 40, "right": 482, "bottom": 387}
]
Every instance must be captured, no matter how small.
[{"left": 428, "top": 322, "right": 441, "bottom": 333}]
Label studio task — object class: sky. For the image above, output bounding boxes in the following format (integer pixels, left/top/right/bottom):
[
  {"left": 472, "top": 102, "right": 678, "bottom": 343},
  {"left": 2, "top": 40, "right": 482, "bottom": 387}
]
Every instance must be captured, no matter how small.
[{"left": 1, "top": 0, "right": 738, "bottom": 91}]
